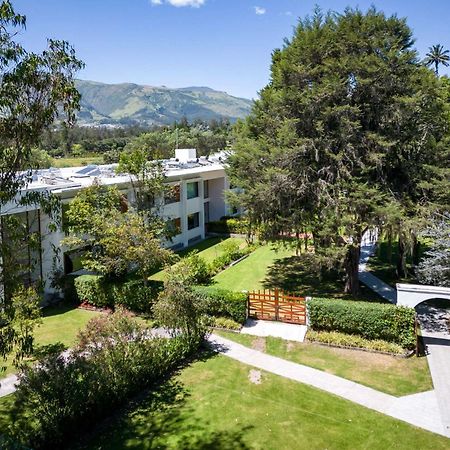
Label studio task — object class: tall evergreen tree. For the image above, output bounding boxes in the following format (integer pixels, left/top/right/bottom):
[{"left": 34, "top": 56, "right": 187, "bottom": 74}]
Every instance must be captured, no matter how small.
[{"left": 228, "top": 7, "right": 448, "bottom": 296}]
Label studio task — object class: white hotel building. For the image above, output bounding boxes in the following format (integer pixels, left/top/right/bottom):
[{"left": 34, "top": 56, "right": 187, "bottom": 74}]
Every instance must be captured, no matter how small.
[{"left": 1, "top": 149, "right": 232, "bottom": 300}]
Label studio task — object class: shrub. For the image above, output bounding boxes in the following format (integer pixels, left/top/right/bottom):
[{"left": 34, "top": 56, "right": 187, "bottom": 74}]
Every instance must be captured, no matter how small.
[
  {"left": 213, "top": 317, "right": 242, "bottom": 330},
  {"left": 308, "top": 298, "right": 415, "bottom": 349},
  {"left": 74, "top": 274, "right": 160, "bottom": 313},
  {"left": 113, "top": 279, "right": 162, "bottom": 313},
  {"left": 194, "top": 286, "right": 247, "bottom": 324},
  {"left": 167, "top": 252, "right": 213, "bottom": 285},
  {"left": 153, "top": 281, "right": 211, "bottom": 346},
  {"left": 207, "top": 217, "right": 249, "bottom": 234},
  {"left": 209, "top": 241, "right": 254, "bottom": 274},
  {"left": 74, "top": 274, "right": 110, "bottom": 308},
  {"left": 306, "top": 330, "right": 405, "bottom": 354},
  {"left": 9, "top": 311, "right": 196, "bottom": 449}
]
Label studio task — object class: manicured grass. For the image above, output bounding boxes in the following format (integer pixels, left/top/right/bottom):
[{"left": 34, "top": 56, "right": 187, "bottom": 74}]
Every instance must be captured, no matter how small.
[
  {"left": 212, "top": 243, "right": 295, "bottom": 291},
  {"left": 1, "top": 303, "right": 100, "bottom": 377},
  {"left": 79, "top": 353, "right": 448, "bottom": 449},
  {"left": 215, "top": 331, "right": 433, "bottom": 397},
  {"left": 51, "top": 156, "right": 104, "bottom": 168},
  {"left": 149, "top": 236, "right": 246, "bottom": 282}
]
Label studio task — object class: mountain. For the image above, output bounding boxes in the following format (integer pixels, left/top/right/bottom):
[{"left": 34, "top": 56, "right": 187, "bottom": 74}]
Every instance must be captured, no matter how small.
[{"left": 75, "top": 80, "right": 253, "bottom": 126}]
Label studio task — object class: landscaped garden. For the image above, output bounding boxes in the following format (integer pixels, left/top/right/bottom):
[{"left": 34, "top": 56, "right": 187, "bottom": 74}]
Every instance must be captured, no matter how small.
[
  {"left": 214, "top": 330, "right": 431, "bottom": 397},
  {"left": 1, "top": 302, "right": 100, "bottom": 376},
  {"left": 62, "top": 353, "right": 448, "bottom": 449}
]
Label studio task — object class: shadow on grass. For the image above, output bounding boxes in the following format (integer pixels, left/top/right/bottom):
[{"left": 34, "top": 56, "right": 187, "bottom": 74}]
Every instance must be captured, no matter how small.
[
  {"left": 41, "top": 300, "right": 81, "bottom": 318},
  {"left": 262, "top": 255, "right": 386, "bottom": 302},
  {"left": 71, "top": 348, "right": 251, "bottom": 449}
]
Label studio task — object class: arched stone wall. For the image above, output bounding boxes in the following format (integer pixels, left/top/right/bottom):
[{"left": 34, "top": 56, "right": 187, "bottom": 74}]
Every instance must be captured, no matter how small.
[{"left": 396, "top": 283, "right": 450, "bottom": 308}]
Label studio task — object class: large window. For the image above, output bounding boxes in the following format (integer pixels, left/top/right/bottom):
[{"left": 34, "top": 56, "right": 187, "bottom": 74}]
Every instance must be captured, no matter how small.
[
  {"left": 203, "top": 180, "right": 209, "bottom": 199},
  {"left": 187, "top": 181, "right": 199, "bottom": 199},
  {"left": 164, "top": 184, "right": 181, "bottom": 204},
  {"left": 187, "top": 212, "right": 200, "bottom": 230}
]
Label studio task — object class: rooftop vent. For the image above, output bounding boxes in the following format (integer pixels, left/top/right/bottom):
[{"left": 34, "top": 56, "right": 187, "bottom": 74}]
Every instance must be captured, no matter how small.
[{"left": 175, "top": 148, "right": 197, "bottom": 163}]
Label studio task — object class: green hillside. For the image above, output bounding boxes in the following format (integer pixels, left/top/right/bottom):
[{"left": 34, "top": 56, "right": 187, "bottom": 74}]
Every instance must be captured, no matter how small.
[{"left": 75, "top": 80, "right": 253, "bottom": 126}]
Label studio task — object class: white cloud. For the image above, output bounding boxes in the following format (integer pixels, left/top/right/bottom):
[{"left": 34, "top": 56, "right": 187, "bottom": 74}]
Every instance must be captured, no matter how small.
[
  {"left": 151, "top": 0, "right": 205, "bottom": 7},
  {"left": 254, "top": 6, "right": 266, "bottom": 15}
]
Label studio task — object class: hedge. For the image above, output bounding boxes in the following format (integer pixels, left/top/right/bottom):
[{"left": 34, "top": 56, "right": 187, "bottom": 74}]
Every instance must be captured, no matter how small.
[
  {"left": 308, "top": 297, "right": 416, "bottom": 349},
  {"left": 74, "top": 275, "right": 162, "bottom": 313},
  {"left": 206, "top": 217, "right": 249, "bottom": 235},
  {"left": 193, "top": 286, "right": 247, "bottom": 324}
]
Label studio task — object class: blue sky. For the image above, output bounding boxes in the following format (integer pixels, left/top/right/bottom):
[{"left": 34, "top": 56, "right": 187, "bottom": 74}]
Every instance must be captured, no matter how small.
[{"left": 13, "top": 0, "right": 450, "bottom": 99}]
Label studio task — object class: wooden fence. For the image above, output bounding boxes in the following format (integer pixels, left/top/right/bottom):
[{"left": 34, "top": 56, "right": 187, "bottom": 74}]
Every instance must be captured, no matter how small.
[{"left": 248, "top": 289, "right": 306, "bottom": 325}]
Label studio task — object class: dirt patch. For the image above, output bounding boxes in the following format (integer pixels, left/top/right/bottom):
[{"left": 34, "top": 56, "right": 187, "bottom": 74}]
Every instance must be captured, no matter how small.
[
  {"left": 248, "top": 369, "right": 262, "bottom": 384},
  {"left": 286, "top": 341, "right": 296, "bottom": 352},
  {"left": 251, "top": 337, "right": 266, "bottom": 352}
]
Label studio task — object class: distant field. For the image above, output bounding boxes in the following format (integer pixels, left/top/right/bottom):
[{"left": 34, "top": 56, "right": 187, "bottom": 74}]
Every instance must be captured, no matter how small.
[{"left": 51, "top": 156, "right": 103, "bottom": 168}]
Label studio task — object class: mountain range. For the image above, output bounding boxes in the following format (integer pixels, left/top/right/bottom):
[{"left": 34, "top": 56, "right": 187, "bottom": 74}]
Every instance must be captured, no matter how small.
[{"left": 75, "top": 80, "right": 253, "bottom": 126}]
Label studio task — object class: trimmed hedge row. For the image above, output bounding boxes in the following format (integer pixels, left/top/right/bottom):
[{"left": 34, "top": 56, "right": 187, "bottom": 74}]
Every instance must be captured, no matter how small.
[
  {"left": 193, "top": 286, "right": 247, "bottom": 324},
  {"left": 308, "top": 298, "right": 416, "bottom": 349},
  {"left": 206, "top": 217, "right": 249, "bottom": 235},
  {"left": 74, "top": 275, "right": 162, "bottom": 313}
]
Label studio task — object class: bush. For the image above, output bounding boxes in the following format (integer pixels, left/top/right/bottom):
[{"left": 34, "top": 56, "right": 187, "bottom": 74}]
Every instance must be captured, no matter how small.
[
  {"left": 307, "top": 330, "right": 406, "bottom": 354},
  {"left": 213, "top": 317, "right": 242, "bottom": 330},
  {"left": 209, "top": 241, "right": 254, "bottom": 274},
  {"left": 113, "top": 279, "right": 162, "bottom": 313},
  {"left": 308, "top": 298, "right": 416, "bottom": 349},
  {"left": 167, "top": 252, "right": 213, "bottom": 285},
  {"left": 74, "top": 274, "right": 110, "bottom": 308},
  {"left": 194, "top": 286, "right": 247, "bottom": 324},
  {"left": 74, "top": 274, "right": 160, "bottom": 313},
  {"left": 9, "top": 311, "right": 197, "bottom": 449},
  {"left": 207, "top": 217, "right": 249, "bottom": 234}
]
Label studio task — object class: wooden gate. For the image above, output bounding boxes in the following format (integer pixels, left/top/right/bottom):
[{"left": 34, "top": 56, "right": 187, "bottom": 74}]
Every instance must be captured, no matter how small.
[{"left": 248, "top": 289, "right": 306, "bottom": 325}]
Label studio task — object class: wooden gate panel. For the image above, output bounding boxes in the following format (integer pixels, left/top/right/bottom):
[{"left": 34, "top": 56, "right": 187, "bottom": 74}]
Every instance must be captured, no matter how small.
[{"left": 248, "top": 289, "right": 306, "bottom": 325}]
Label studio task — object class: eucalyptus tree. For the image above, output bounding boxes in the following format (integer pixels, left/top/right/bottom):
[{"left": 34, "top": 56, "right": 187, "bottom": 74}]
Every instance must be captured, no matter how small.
[
  {"left": 425, "top": 44, "right": 450, "bottom": 75},
  {"left": 228, "top": 7, "right": 448, "bottom": 296},
  {"left": 0, "top": 0, "right": 83, "bottom": 367}
]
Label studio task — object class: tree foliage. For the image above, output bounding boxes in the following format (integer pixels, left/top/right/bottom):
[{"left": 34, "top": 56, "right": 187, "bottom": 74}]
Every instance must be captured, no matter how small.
[
  {"left": 0, "top": 0, "right": 83, "bottom": 365},
  {"left": 228, "top": 7, "right": 449, "bottom": 295},
  {"left": 417, "top": 213, "right": 450, "bottom": 287}
]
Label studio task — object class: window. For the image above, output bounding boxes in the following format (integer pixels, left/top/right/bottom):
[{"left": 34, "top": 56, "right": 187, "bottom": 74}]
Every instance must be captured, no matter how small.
[
  {"left": 187, "top": 181, "right": 199, "bottom": 199},
  {"left": 203, "top": 180, "right": 209, "bottom": 199},
  {"left": 167, "top": 217, "right": 181, "bottom": 236},
  {"left": 164, "top": 184, "right": 181, "bottom": 204},
  {"left": 187, "top": 212, "right": 200, "bottom": 230}
]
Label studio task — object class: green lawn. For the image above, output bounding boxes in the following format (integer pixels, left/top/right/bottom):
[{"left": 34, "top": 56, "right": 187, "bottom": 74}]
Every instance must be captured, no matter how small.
[
  {"left": 212, "top": 243, "right": 295, "bottom": 291},
  {"left": 149, "top": 236, "right": 246, "bottom": 282},
  {"left": 215, "top": 331, "right": 432, "bottom": 397},
  {"left": 1, "top": 303, "right": 100, "bottom": 377},
  {"left": 51, "top": 156, "right": 104, "bottom": 168},
  {"left": 75, "top": 353, "right": 448, "bottom": 449}
]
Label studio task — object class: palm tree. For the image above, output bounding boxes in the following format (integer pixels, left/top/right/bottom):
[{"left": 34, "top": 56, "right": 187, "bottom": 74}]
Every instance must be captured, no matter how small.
[{"left": 425, "top": 44, "right": 450, "bottom": 75}]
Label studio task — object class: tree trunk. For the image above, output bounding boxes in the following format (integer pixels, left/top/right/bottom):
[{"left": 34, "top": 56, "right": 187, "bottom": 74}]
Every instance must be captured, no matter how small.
[
  {"left": 412, "top": 235, "right": 420, "bottom": 267},
  {"left": 396, "top": 236, "right": 408, "bottom": 278},
  {"left": 344, "top": 244, "right": 360, "bottom": 297}
]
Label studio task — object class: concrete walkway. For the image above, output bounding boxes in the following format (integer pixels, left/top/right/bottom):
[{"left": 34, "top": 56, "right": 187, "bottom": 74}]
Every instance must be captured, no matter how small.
[
  {"left": 240, "top": 318, "right": 307, "bottom": 342},
  {"left": 358, "top": 228, "right": 397, "bottom": 303},
  {"left": 208, "top": 333, "right": 447, "bottom": 437},
  {"left": 417, "top": 303, "right": 450, "bottom": 437}
]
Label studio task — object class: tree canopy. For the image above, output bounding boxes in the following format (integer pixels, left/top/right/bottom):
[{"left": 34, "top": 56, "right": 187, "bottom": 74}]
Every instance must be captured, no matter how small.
[{"left": 228, "top": 7, "right": 449, "bottom": 295}]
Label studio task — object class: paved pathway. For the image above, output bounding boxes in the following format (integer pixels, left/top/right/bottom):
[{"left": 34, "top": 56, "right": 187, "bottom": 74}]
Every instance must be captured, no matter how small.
[
  {"left": 208, "top": 333, "right": 447, "bottom": 437},
  {"left": 358, "top": 228, "right": 397, "bottom": 303},
  {"left": 240, "top": 318, "right": 307, "bottom": 342},
  {"left": 417, "top": 303, "right": 450, "bottom": 437}
]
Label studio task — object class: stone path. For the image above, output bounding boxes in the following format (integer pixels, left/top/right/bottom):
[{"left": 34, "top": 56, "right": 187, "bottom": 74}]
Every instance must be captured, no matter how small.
[
  {"left": 208, "top": 333, "right": 447, "bottom": 437},
  {"left": 240, "top": 318, "right": 307, "bottom": 342},
  {"left": 358, "top": 228, "right": 397, "bottom": 303},
  {"left": 417, "top": 303, "right": 450, "bottom": 437}
]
